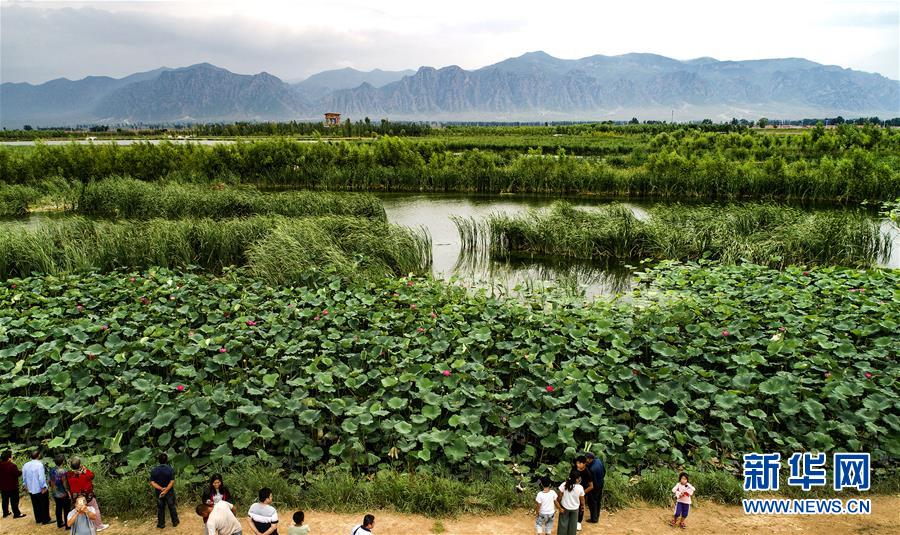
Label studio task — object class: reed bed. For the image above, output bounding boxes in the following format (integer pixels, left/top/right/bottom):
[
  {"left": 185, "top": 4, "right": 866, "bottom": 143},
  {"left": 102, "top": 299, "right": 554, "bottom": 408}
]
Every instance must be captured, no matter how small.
[
  {"left": 484, "top": 202, "right": 890, "bottom": 268},
  {"left": 0, "top": 215, "right": 431, "bottom": 281},
  {"left": 0, "top": 184, "right": 42, "bottom": 216},
  {"left": 2, "top": 134, "right": 898, "bottom": 202},
  {"left": 75, "top": 177, "right": 386, "bottom": 220}
]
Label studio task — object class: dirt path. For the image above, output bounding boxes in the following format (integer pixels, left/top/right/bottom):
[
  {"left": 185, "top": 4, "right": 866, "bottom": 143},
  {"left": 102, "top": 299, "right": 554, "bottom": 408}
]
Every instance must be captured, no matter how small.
[{"left": 2, "top": 497, "right": 898, "bottom": 535}]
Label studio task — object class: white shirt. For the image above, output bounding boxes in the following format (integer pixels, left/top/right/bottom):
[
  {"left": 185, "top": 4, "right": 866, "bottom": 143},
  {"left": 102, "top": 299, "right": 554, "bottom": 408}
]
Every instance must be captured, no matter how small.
[
  {"left": 557, "top": 483, "right": 584, "bottom": 510},
  {"left": 207, "top": 501, "right": 242, "bottom": 535},
  {"left": 248, "top": 502, "right": 279, "bottom": 524},
  {"left": 535, "top": 490, "right": 556, "bottom": 515},
  {"left": 22, "top": 459, "right": 47, "bottom": 494}
]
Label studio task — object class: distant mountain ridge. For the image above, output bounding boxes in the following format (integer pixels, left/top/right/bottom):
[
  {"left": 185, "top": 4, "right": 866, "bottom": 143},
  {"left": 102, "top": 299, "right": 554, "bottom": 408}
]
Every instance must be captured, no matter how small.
[{"left": 2, "top": 52, "right": 898, "bottom": 126}]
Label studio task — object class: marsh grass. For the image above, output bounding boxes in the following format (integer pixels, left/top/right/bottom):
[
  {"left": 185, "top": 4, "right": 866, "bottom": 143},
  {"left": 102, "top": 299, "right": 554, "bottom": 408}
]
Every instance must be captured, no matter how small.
[
  {"left": 0, "top": 215, "right": 431, "bottom": 281},
  {"left": 0, "top": 184, "right": 41, "bottom": 216},
  {"left": 76, "top": 177, "right": 386, "bottom": 220},
  {"left": 484, "top": 202, "right": 889, "bottom": 268}
]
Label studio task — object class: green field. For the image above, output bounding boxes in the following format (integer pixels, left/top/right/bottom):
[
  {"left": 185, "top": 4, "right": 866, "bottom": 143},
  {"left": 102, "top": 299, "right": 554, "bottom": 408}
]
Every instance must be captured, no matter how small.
[{"left": 0, "top": 123, "right": 898, "bottom": 517}]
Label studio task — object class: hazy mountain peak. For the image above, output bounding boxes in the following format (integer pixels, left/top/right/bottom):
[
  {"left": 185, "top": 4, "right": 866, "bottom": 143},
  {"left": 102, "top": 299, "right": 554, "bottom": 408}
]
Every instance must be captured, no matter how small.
[{"left": 2, "top": 52, "right": 897, "bottom": 126}]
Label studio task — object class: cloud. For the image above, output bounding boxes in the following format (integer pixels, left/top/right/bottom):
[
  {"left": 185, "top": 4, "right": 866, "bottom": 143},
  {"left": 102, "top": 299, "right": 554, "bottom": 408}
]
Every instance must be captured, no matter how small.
[{"left": 1, "top": 0, "right": 897, "bottom": 84}]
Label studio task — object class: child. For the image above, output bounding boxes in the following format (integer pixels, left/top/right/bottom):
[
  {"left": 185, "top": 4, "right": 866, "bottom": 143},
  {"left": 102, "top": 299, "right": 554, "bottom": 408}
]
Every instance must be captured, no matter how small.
[
  {"left": 534, "top": 476, "right": 557, "bottom": 535},
  {"left": 554, "top": 470, "right": 584, "bottom": 535},
  {"left": 671, "top": 472, "right": 694, "bottom": 529},
  {"left": 288, "top": 511, "right": 309, "bottom": 535}
]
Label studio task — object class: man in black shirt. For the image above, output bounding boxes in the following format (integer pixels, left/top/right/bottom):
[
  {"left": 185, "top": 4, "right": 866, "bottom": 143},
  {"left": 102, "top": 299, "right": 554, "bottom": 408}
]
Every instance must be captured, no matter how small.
[
  {"left": 149, "top": 453, "right": 179, "bottom": 529},
  {"left": 574, "top": 455, "right": 594, "bottom": 531}
]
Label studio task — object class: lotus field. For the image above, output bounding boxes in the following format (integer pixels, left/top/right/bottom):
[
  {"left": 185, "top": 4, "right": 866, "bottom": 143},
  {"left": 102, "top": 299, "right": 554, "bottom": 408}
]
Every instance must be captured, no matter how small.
[{"left": 1, "top": 262, "right": 897, "bottom": 479}]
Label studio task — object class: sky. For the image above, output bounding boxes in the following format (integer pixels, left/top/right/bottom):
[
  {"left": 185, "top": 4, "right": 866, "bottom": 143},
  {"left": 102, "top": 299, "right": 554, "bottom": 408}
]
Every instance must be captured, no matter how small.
[{"left": 1, "top": 0, "right": 898, "bottom": 84}]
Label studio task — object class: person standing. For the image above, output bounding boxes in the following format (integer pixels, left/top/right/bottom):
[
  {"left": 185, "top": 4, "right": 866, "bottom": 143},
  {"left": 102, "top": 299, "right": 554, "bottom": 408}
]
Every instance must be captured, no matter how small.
[
  {"left": 149, "top": 453, "right": 179, "bottom": 529},
  {"left": 22, "top": 450, "right": 52, "bottom": 525},
  {"left": 584, "top": 452, "right": 605, "bottom": 523},
  {"left": 573, "top": 456, "right": 594, "bottom": 531},
  {"left": 0, "top": 450, "right": 26, "bottom": 519},
  {"left": 554, "top": 470, "right": 584, "bottom": 535},
  {"left": 67, "top": 457, "right": 109, "bottom": 532},
  {"left": 534, "top": 476, "right": 557, "bottom": 535},
  {"left": 248, "top": 487, "right": 279, "bottom": 535},
  {"left": 202, "top": 474, "right": 235, "bottom": 507},
  {"left": 49, "top": 454, "right": 72, "bottom": 528}
]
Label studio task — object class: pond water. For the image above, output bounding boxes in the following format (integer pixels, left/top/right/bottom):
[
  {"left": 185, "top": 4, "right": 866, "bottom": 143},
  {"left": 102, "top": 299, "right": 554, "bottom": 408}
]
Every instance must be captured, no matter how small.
[
  {"left": 7, "top": 193, "right": 897, "bottom": 298},
  {"left": 378, "top": 193, "right": 900, "bottom": 297}
]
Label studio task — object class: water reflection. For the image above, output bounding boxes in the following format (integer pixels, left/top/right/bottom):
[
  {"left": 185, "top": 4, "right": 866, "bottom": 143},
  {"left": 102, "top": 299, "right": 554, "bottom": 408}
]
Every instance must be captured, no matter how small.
[{"left": 379, "top": 193, "right": 899, "bottom": 297}]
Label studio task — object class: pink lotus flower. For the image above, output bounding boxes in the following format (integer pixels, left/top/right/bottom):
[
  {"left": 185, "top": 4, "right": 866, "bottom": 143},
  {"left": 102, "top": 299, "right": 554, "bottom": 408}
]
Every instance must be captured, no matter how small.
[
  {"left": 169, "top": 295, "right": 175, "bottom": 301},
  {"left": 76, "top": 304, "right": 83, "bottom": 311},
  {"left": 865, "top": 372, "right": 873, "bottom": 379},
  {"left": 219, "top": 347, "right": 227, "bottom": 353},
  {"left": 546, "top": 385, "right": 555, "bottom": 392},
  {"left": 188, "top": 330, "right": 194, "bottom": 336},
  {"left": 778, "top": 326, "right": 786, "bottom": 332},
  {"left": 392, "top": 293, "right": 399, "bottom": 297},
  {"left": 802, "top": 271, "right": 810, "bottom": 276},
  {"left": 430, "top": 312, "right": 437, "bottom": 319},
  {"left": 322, "top": 309, "right": 329, "bottom": 315},
  {"left": 101, "top": 325, "right": 109, "bottom": 331},
  {"left": 824, "top": 372, "right": 831, "bottom": 378},
  {"left": 442, "top": 370, "right": 451, "bottom": 377},
  {"left": 722, "top": 330, "right": 730, "bottom": 337},
  {"left": 140, "top": 297, "right": 149, "bottom": 305},
  {"left": 176, "top": 385, "right": 185, "bottom": 392},
  {"left": 10, "top": 284, "right": 16, "bottom": 289},
  {"left": 407, "top": 281, "right": 414, "bottom": 286},
  {"left": 246, "top": 320, "right": 256, "bottom": 326},
  {"left": 129, "top": 277, "right": 136, "bottom": 283},
  {"left": 632, "top": 368, "right": 639, "bottom": 376},
  {"left": 410, "top": 304, "right": 417, "bottom": 309},
  {"left": 417, "top": 327, "right": 426, "bottom": 333},
  {"left": 314, "top": 315, "right": 320, "bottom": 321}
]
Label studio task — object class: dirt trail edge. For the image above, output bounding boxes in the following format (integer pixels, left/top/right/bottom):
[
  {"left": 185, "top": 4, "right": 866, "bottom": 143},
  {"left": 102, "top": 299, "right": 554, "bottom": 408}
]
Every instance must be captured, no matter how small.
[{"left": 1, "top": 496, "right": 897, "bottom": 535}]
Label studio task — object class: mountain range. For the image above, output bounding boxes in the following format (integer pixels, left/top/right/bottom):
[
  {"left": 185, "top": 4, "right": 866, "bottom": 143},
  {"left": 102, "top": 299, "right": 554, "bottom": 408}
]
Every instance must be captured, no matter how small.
[{"left": 2, "top": 52, "right": 898, "bottom": 126}]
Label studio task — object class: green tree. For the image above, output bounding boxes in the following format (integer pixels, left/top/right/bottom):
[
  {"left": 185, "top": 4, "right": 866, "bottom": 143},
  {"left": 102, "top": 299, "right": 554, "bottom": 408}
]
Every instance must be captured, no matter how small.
[{"left": 757, "top": 118, "right": 769, "bottom": 128}]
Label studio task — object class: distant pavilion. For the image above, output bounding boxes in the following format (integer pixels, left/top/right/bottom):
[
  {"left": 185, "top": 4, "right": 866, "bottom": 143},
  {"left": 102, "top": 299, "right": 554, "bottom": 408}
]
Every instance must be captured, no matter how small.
[{"left": 324, "top": 112, "right": 341, "bottom": 126}]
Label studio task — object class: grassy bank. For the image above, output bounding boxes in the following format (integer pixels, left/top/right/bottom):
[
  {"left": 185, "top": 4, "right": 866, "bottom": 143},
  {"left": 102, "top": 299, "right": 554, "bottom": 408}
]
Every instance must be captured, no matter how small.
[
  {"left": 0, "top": 215, "right": 431, "bottom": 280},
  {"left": 484, "top": 202, "right": 890, "bottom": 268},
  {"left": 2, "top": 134, "right": 898, "bottom": 202},
  {"left": 1, "top": 263, "right": 896, "bottom": 475},
  {"left": 75, "top": 177, "right": 386, "bottom": 220},
  {"left": 9, "top": 456, "right": 897, "bottom": 520}
]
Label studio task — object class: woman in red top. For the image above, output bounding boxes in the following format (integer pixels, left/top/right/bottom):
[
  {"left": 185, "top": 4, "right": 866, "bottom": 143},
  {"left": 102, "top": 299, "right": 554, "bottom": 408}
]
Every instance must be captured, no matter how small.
[
  {"left": 0, "top": 450, "right": 26, "bottom": 519},
  {"left": 66, "top": 457, "right": 108, "bottom": 531}
]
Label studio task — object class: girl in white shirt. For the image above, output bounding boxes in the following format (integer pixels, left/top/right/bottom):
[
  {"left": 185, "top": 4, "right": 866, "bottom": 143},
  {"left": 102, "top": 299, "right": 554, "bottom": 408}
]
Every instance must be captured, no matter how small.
[{"left": 554, "top": 470, "right": 584, "bottom": 535}]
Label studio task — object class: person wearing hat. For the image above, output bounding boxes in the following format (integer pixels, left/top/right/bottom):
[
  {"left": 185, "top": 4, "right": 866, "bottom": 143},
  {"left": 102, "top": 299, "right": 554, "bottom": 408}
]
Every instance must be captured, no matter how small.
[{"left": 584, "top": 452, "right": 606, "bottom": 523}]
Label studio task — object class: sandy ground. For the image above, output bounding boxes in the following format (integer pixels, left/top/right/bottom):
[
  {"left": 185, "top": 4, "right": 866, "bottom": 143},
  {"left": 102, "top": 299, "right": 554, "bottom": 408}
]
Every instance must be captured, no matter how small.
[{"left": 1, "top": 497, "right": 898, "bottom": 535}]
